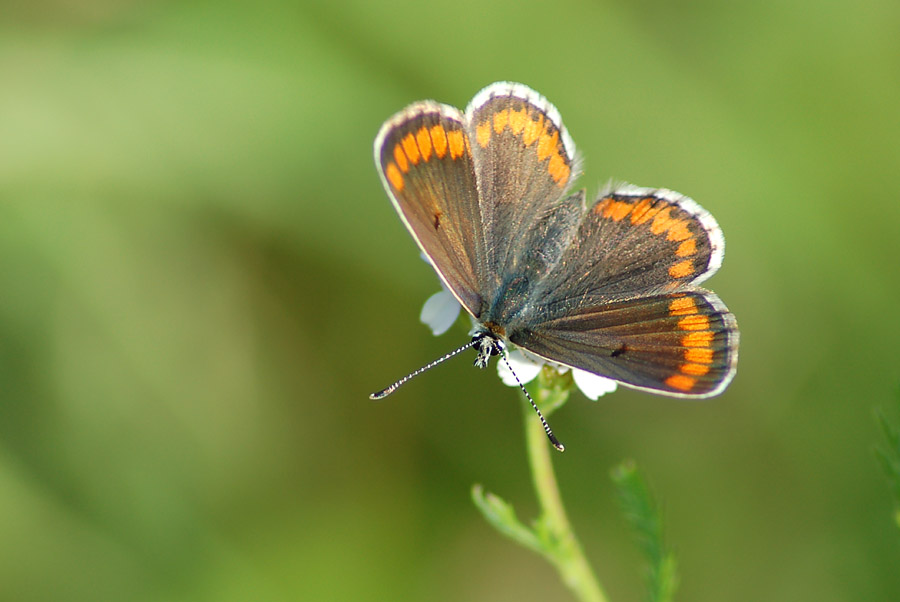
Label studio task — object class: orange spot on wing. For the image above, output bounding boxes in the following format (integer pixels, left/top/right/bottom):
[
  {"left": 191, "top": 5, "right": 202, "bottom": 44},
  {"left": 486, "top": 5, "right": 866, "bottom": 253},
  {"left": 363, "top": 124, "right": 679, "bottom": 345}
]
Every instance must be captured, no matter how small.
[
  {"left": 508, "top": 108, "right": 528, "bottom": 134},
  {"left": 522, "top": 114, "right": 544, "bottom": 146},
  {"left": 666, "top": 219, "right": 692, "bottom": 242},
  {"left": 665, "top": 374, "right": 696, "bottom": 392},
  {"left": 385, "top": 162, "right": 404, "bottom": 191},
  {"left": 593, "top": 198, "right": 615, "bottom": 216},
  {"left": 676, "top": 238, "right": 697, "bottom": 257},
  {"left": 682, "top": 331, "right": 714, "bottom": 347},
  {"left": 669, "top": 259, "right": 695, "bottom": 279},
  {"left": 430, "top": 125, "right": 448, "bottom": 158},
  {"left": 684, "top": 348, "right": 714, "bottom": 364},
  {"left": 592, "top": 198, "right": 606, "bottom": 214},
  {"left": 402, "top": 133, "right": 420, "bottom": 164},
  {"left": 632, "top": 201, "right": 662, "bottom": 225},
  {"left": 393, "top": 144, "right": 409, "bottom": 173},
  {"left": 536, "top": 129, "right": 559, "bottom": 161},
  {"left": 476, "top": 121, "right": 491, "bottom": 148},
  {"left": 680, "top": 363, "right": 710, "bottom": 376},
  {"left": 628, "top": 198, "right": 653, "bottom": 224},
  {"left": 493, "top": 109, "right": 509, "bottom": 134},
  {"left": 668, "top": 296, "right": 697, "bottom": 315},
  {"left": 548, "top": 154, "right": 570, "bottom": 185},
  {"left": 650, "top": 207, "right": 674, "bottom": 235},
  {"left": 604, "top": 200, "right": 632, "bottom": 221},
  {"left": 416, "top": 127, "right": 432, "bottom": 162},
  {"left": 447, "top": 130, "right": 466, "bottom": 159},
  {"left": 678, "top": 314, "right": 710, "bottom": 331}
]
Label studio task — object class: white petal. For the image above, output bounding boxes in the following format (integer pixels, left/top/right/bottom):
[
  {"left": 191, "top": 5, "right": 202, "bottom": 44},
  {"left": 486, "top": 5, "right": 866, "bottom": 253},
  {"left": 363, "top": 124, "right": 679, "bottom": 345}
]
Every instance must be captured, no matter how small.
[
  {"left": 497, "top": 349, "right": 543, "bottom": 387},
  {"left": 419, "top": 290, "right": 461, "bottom": 335},
  {"left": 572, "top": 369, "right": 618, "bottom": 400}
]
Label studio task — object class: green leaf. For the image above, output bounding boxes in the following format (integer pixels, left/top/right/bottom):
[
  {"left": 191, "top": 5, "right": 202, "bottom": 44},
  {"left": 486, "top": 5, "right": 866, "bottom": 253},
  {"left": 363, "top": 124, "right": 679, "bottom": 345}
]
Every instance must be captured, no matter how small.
[
  {"left": 873, "top": 384, "right": 900, "bottom": 530},
  {"left": 471, "top": 484, "right": 544, "bottom": 556},
  {"left": 473, "top": 376, "right": 609, "bottom": 602},
  {"left": 611, "top": 460, "right": 679, "bottom": 602}
]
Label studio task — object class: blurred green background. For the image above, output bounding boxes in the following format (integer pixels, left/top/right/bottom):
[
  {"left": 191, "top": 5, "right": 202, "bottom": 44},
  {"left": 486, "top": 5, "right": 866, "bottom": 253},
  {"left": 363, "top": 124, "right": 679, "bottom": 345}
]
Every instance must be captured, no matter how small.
[{"left": 2, "top": 0, "right": 899, "bottom": 600}]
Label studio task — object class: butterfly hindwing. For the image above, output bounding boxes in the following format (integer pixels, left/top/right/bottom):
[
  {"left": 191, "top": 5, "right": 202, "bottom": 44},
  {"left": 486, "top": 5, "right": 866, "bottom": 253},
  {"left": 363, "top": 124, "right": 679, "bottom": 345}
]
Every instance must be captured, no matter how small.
[{"left": 510, "top": 290, "right": 739, "bottom": 397}]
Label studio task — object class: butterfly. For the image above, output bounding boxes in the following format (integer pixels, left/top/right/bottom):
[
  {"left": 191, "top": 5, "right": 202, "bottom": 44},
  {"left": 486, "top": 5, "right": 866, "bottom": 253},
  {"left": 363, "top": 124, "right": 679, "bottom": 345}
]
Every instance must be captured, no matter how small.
[{"left": 371, "top": 82, "right": 739, "bottom": 450}]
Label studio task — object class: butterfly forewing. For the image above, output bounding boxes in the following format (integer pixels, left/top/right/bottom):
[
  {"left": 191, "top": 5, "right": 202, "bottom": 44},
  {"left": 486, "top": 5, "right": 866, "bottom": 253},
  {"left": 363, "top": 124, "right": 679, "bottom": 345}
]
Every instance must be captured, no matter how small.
[
  {"left": 464, "top": 83, "right": 581, "bottom": 292},
  {"left": 375, "top": 102, "right": 488, "bottom": 317},
  {"left": 526, "top": 187, "right": 725, "bottom": 310}
]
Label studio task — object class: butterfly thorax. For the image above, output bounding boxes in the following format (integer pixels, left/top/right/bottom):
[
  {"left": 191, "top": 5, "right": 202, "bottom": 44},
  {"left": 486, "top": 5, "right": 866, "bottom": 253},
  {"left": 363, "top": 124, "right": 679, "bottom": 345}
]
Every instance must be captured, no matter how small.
[{"left": 480, "top": 275, "right": 533, "bottom": 328}]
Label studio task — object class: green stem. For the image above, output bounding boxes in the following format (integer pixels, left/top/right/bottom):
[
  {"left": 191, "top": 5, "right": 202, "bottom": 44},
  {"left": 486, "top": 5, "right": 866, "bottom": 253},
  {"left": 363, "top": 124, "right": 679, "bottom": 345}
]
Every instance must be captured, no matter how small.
[{"left": 524, "top": 379, "right": 609, "bottom": 602}]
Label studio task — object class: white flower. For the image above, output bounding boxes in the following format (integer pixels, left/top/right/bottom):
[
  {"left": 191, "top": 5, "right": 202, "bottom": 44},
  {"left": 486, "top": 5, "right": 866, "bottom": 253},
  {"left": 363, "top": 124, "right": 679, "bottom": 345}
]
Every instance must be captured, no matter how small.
[
  {"left": 497, "top": 348, "right": 618, "bottom": 401},
  {"left": 419, "top": 254, "right": 462, "bottom": 336},
  {"left": 419, "top": 285, "right": 461, "bottom": 336},
  {"left": 419, "top": 274, "right": 617, "bottom": 400}
]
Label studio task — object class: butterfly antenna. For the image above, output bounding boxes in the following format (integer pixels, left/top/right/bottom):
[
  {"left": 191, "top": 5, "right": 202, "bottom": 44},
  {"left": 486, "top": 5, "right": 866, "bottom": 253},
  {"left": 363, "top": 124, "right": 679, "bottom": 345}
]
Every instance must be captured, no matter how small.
[
  {"left": 370, "top": 338, "right": 480, "bottom": 400},
  {"left": 498, "top": 350, "right": 565, "bottom": 452}
]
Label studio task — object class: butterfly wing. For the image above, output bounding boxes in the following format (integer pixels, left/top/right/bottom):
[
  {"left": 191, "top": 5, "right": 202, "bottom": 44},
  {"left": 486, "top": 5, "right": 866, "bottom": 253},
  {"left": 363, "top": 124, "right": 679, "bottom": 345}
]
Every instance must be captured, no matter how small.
[
  {"left": 508, "top": 187, "right": 738, "bottom": 397},
  {"left": 529, "top": 185, "right": 726, "bottom": 303},
  {"left": 375, "top": 102, "right": 489, "bottom": 317},
  {"left": 463, "top": 82, "right": 582, "bottom": 297},
  {"left": 511, "top": 290, "right": 738, "bottom": 397},
  {"left": 376, "top": 82, "right": 583, "bottom": 321}
]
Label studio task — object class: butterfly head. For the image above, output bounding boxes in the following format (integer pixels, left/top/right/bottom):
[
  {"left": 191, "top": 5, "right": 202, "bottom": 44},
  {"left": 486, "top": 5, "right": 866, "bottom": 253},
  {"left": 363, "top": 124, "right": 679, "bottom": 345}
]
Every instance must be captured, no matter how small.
[{"left": 471, "top": 330, "right": 505, "bottom": 369}]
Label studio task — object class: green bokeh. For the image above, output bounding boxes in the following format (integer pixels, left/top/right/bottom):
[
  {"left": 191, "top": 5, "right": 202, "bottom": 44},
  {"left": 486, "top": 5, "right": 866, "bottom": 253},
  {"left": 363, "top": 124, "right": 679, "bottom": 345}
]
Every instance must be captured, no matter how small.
[{"left": 2, "top": 0, "right": 899, "bottom": 600}]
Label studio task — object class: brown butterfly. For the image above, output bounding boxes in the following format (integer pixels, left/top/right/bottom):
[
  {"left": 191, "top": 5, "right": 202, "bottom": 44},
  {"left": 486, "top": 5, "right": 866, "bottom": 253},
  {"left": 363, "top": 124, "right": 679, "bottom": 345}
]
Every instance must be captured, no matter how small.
[{"left": 371, "top": 82, "right": 739, "bottom": 450}]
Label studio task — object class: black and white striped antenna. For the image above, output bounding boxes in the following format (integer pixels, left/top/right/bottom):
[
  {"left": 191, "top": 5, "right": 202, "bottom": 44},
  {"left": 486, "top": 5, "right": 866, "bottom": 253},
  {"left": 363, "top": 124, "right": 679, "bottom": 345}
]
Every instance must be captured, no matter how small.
[
  {"left": 369, "top": 337, "right": 479, "bottom": 400},
  {"left": 370, "top": 333, "right": 564, "bottom": 451}
]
